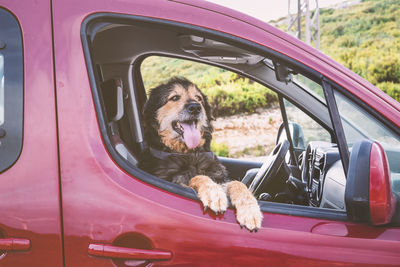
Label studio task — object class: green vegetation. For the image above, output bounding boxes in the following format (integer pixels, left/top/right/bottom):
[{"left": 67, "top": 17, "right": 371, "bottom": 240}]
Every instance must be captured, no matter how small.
[
  {"left": 211, "top": 141, "right": 270, "bottom": 158},
  {"left": 141, "top": 56, "right": 277, "bottom": 117},
  {"left": 278, "top": 0, "right": 400, "bottom": 101},
  {"left": 210, "top": 140, "right": 230, "bottom": 157},
  {"left": 320, "top": 0, "right": 400, "bottom": 102},
  {"left": 236, "top": 145, "right": 265, "bottom": 158}
]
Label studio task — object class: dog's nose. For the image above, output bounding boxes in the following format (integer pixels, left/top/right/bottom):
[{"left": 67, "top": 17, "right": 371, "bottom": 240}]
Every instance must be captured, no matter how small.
[{"left": 186, "top": 102, "right": 201, "bottom": 115}]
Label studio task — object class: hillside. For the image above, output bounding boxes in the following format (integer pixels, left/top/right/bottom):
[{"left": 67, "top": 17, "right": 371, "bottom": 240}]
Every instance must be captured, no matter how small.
[
  {"left": 320, "top": 0, "right": 400, "bottom": 100},
  {"left": 275, "top": 0, "right": 400, "bottom": 100}
]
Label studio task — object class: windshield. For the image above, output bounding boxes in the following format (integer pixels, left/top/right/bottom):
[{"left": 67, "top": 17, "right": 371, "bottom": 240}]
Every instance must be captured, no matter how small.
[
  {"left": 335, "top": 91, "right": 400, "bottom": 148},
  {"left": 334, "top": 90, "right": 400, "bottom": 193}
]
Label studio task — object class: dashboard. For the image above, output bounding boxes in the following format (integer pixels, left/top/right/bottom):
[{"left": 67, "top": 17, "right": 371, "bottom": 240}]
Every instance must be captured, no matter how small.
[{"left": 301, "top": 141, "right": 346, "bottom": 210}]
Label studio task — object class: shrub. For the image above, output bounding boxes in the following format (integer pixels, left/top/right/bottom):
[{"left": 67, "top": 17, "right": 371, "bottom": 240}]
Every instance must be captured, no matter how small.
[
  {"left": 211, "top": 141, "right": 230, "bottom": 157},
  {"left": 377, "top": 82, "right": 400, "bottom": 102},
  {"left": 320, "top": 0, "right": 400, "bottom": 104},
  {"left": 201, "top": 79, "right": 277, "bottom": 117}
]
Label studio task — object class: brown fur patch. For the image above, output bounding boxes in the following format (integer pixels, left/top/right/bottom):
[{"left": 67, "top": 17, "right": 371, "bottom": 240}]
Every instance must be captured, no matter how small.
[
  {"left": 189, "top": 175, "right": 213, "bottom": 191},
  {"left": 159, "top": 129, "right": 189, "bottom": 153},
  {"left": 189, "top": 175, "right": 228, "bottom": 213},
  {"left": 159, "top": 128, "right": 206, "bottom": 153},
  {"left": 156, "top": 85, "right": 187, "bottom": 125},
  {"left": 227, "top": 181, "right": 263, "bottom": 230}
]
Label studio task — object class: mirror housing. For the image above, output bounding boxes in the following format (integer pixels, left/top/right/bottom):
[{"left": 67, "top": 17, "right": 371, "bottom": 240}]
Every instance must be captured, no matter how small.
[
  {"left": 273, "top": 61, "right": 293, "bottom": 84},
  {"left": 276, "top": 122, "right": 306, "bottom": 149},
  {"left": 345, "top": 139, "right": 396, "bottom": 225}
]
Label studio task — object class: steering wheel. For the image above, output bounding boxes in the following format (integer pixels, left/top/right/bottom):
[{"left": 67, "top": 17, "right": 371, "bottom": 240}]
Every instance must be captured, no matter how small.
[{"left": 248, "top": 140, "right": 290, "bottom": 197}]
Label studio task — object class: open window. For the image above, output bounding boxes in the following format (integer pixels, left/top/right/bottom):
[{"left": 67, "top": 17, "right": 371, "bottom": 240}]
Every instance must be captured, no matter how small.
[{"left": 82, "top": 13, "right": 399, "bottom": 225}]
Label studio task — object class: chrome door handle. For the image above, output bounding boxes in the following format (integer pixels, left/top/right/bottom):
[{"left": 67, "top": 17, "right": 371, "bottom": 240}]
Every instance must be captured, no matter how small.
[
  {"left": 0, "top": 238, "right": 30, "bottom": 252},
  {"left": 88, "top": 243, "right": 172, "bottom": 261}
]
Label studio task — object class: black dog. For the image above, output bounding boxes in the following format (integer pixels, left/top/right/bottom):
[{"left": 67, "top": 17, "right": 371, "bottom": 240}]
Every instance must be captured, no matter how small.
[{"left": 139, "top": 77, "right": 262, "bottom": 231}]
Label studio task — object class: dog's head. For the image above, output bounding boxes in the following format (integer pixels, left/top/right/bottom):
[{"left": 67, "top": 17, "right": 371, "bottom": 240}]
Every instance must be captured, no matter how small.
[{"left": 143, "top": 77, "right": 213, "bottom": 153}]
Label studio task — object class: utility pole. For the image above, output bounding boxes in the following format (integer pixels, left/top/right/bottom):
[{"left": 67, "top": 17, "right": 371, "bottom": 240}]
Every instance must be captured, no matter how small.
[{"left": 287, "top": 0, "right": 320, "bottom": 49}]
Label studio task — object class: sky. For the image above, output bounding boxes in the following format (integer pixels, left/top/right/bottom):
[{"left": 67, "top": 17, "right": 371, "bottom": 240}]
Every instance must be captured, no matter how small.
[{"left": 206, "top": 0, "right": 350, "bottom": 22}]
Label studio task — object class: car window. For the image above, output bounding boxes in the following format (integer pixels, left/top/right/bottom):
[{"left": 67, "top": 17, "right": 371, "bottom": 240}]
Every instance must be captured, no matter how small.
[
  {"left": 334, "top": 90, "right": 400, "bottom": 193},
  {"left": 293, "top": 73, "right": 326, "bottom": 104},
  {"left": 141, "top": 56, "right": 281, "bottom": 162},
  {"left": 0, "top": 9, "right": 23, "bottom": 173},
  {"left": 283, "top": 98, "right": 331, "bottom": 148},
  {"left": 84, "top": 17, "right": 351, "bottom": 222}
]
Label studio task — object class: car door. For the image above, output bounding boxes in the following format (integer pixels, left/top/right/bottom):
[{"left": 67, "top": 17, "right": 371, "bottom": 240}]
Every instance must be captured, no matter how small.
[
  {"left": 53, "top": 0, "right": 400, "bottom": 266},
  {"left": 0, "top": 1, "right": 63, "bottom": 266}
]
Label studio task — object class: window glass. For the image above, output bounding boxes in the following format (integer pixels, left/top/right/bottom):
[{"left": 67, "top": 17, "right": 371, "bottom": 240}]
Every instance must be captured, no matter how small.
[
  {"left": 334, "top": 91, "right": 400, "bottom": 193},
  {"left": 293, "top": 73, "right": 326, "bottom": 104},
  {"left": 0, "top": 54, "right": 4, "bottom": 125},
  {"left": 141, "top": 56, "right": 281, "bottom": 161},
  {"left": 284, "top": 98, "right": 331, "bottom": 148},
  {"left": 264, "top": 58, "right": 326, "bottom": 105}
]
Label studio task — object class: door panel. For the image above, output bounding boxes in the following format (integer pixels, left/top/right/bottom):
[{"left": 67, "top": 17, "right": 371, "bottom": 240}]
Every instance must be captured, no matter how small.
[
  {"left": 53, "top": 0, "right": 400, "bottom": 266},
  {"left": 0, "top": 1, "right": 63, "bottom": 266}
]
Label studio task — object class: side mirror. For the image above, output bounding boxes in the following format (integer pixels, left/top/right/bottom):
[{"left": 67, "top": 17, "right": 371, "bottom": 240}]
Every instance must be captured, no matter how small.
[
  {"left": 276, "top": 122, "right": 306, "bottom": 150},
  {"left": 345, "top": 139, "right": 396, "bottom": 225}
]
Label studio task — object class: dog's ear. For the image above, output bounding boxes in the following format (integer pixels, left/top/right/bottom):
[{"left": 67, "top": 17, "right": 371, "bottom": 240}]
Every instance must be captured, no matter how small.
[
  {"left": 200, "top": 90, "right": 214, "bottom": 122},
  {"left": 142, "top": 90, "right": 166, "bottom": 149},
  {"left": 143, "top": 87, "right": 163, "bottom": 134},
  {"left": 143, "top": 99, "right": 155, "bottom": 127},
  {"left": 199, "top": 89, "right": 214, "bottom": 151}
]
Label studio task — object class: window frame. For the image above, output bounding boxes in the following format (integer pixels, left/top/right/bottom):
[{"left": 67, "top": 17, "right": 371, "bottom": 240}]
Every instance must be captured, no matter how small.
[
  {"left": 82, "top": 13, "right": 361, "bottom": 222},
  {"left": 0, "top": 8, "right": 24, "bottom": 173}
]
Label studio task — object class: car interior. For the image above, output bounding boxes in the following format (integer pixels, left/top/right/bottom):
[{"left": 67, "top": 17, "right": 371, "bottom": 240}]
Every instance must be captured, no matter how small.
[{"left": 82, "top": 15, "right": 400, "bottom": 224}]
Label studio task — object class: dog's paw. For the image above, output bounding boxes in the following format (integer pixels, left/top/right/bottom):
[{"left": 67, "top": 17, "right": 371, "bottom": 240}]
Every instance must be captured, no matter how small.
[
  {"left": 198, "top": 183, "right": 228, "bottom": 214},
  {"left": 190, "top": 175, "right": 228, "bottom": 214},
  {"left": 235, "top": 202, "right": 263, "bottom": 232},
  {"left": 226, "top": 180, "right": 263, "bottom": 232}
]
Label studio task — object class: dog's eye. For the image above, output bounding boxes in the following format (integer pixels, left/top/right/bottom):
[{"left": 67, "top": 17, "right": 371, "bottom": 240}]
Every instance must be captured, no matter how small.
[
  {"left": 170, "top": 95, "right": 181, "bottom": 102},
  {"left": 195, "top": 95, "right": 202, "bottom": 102}
]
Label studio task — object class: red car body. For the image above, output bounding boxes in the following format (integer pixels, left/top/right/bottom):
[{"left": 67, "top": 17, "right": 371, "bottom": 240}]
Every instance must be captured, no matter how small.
[{"left": 0, "top": 0, "right": 399, "bottom": 266}]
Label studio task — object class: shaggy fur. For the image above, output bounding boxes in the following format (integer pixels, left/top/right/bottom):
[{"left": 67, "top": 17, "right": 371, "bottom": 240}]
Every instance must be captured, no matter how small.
[
  {"left": 139, "top": 77, "right": 228, "bottom": 184},
  {"left": 139, "top": 77, "right": 262, "bottom": 231}
]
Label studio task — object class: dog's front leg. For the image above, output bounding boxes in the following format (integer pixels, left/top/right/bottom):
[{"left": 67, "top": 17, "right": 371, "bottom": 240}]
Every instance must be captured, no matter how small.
[
  {"left": 189, "top": 175, "right": 228, "bottom": 214},
  {"left": 226, "top": 181, "right": 263, "bottom": 232}
]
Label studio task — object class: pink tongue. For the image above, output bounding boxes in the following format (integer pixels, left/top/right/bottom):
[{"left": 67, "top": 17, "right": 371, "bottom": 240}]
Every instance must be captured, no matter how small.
[{"left": 181, "top": 122, "right": 201, "bottom": 149}]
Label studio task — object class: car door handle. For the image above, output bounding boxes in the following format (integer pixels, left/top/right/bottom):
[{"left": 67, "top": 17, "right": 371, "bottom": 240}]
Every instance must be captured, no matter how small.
[
  {"left": 88, "top": 243, "right": 172, "bottom": 261},
  {"left": 0, "top": 238, "right": 30, "bottom": 251}
]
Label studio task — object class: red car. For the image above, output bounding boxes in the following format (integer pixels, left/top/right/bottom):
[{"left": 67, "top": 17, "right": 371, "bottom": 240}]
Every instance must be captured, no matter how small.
[{"left": 1, "top": 0, "right": 399, "bottom": 266}]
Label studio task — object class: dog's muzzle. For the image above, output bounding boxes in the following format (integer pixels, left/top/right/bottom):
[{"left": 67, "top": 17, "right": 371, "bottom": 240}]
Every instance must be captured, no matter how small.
[{"left": 171, "top": 102, "right": 203, "bottom": 149}]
